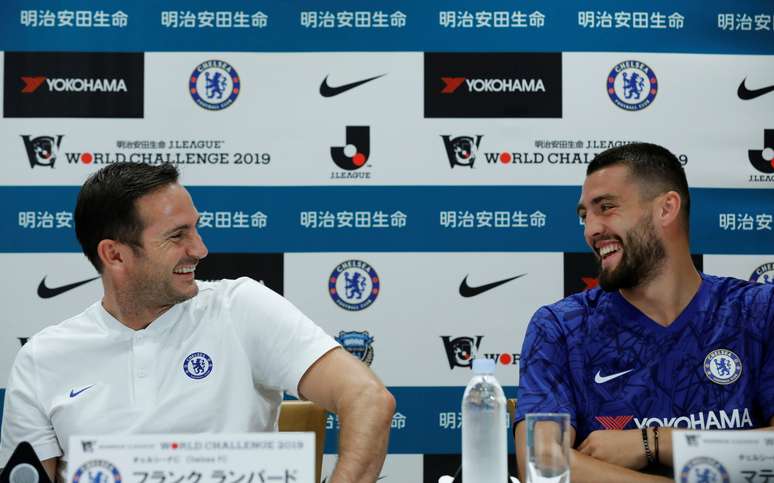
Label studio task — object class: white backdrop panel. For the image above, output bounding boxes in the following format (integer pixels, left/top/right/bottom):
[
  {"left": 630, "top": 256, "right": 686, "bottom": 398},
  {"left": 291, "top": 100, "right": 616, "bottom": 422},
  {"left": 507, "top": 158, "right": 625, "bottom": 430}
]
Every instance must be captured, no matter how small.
[
  {"left": 703, "top": 255, "right": 774, "bottom": 282},
  {"left": 284, "top": 252, "right": 563, "bottom": 387},
  {"left": 0, "top": 253, "right": 102, "bottom": 387}
]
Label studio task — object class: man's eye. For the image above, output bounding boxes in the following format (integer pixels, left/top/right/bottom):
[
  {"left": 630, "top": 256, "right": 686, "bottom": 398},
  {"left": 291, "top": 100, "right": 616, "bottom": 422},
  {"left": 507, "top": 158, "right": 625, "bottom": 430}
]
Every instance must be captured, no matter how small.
[
  {"left": 170, "top": 233, "right": 182, "bottom": 239},
  {"left": 600, "top": 204, "right": 613, "bottom": 212}
]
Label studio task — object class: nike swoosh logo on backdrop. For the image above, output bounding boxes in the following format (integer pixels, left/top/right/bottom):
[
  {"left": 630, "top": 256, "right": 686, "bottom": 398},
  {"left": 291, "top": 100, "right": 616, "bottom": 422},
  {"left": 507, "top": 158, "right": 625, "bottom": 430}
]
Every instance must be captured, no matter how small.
[
  {"left": 319, "top": 74, "right": 386, "bottom": 97},
  {"left": 38, "top": 276, "right": 100, "bottom": 298},
  {"left": 69, "top": 384, "right": 95, "bottom": 398},
  {"left": 459, "top": 274, "right": 527, "bottom": 297},
  {"left": 738, "top": 78, "right": 774, "bottom": 100},
  {"left": 594, "top": 369, "right": 634, "bottom": 384}
]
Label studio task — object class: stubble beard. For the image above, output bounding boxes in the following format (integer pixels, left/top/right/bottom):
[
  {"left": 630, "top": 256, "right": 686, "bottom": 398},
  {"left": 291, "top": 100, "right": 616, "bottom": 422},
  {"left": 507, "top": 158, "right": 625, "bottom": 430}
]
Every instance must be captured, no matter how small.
[{"left": 127, "top": 262, "right": 198, "bottom": 312}]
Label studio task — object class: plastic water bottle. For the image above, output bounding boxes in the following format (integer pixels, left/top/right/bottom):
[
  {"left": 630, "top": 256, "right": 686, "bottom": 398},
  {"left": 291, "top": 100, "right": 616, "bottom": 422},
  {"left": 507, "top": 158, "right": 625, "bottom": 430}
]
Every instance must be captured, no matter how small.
[{"left": 462, "top": 357, "right": 508, "bottom": 483}]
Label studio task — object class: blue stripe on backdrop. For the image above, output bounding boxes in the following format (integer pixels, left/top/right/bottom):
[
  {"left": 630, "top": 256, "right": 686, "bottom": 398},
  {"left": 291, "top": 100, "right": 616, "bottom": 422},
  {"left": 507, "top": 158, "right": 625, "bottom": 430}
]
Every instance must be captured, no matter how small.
[
  {"left": 0, "top": 1, "right": 772, "bottom": 54},
  {"left": 1, "top": 186, "right": 773, "bottom": 254},
  {"left": 323, "top": 386, "right": 519, "bottom": 455}
]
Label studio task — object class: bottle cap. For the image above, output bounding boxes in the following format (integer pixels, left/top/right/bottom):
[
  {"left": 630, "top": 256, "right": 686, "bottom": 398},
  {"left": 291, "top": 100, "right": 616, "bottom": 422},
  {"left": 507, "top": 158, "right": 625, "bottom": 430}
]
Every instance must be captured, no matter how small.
[{"left": 472, "top": 357, "right": 496, "bottom": 374}]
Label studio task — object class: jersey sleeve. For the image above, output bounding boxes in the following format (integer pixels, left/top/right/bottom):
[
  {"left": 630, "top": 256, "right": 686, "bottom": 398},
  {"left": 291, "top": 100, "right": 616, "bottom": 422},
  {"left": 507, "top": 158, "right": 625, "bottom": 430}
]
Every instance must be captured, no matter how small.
[
  {"left": 225, "top": 277, "right": 340, "bottom": 399},
  {"left": 0, "top": 340, "right": 62, "bottom": 467},
  {"left": 514, "top": 305, "right": 578, "bottom": 429},
  {"left": 757, "top": 284, "right": 774, "bottom": 424}
]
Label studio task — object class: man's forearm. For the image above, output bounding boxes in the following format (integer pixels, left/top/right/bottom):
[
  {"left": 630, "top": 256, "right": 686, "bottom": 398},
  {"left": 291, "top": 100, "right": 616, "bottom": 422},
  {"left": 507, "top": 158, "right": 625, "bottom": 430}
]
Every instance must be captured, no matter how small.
[
  {"left": 571, "top": 450, "right": 671, "bottom": 483},
  {"left": 329, "top": 383, "right": 395, "bottom": 483},
  {"left": 515, "top": 422, "right": 669, "bottom": 483},
  {"left": 42, "top": 458, "right": 57, "bottom": 483}
]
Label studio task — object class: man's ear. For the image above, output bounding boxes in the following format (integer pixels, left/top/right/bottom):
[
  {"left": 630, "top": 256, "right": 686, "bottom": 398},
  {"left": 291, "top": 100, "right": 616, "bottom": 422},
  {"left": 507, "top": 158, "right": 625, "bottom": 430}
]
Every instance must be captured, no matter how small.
[
  {"left": 97, "top": 239, "right": 127, "bottom": 272},
  {"left": 656, "top": 191, "right": 682, "bottom": 228}
]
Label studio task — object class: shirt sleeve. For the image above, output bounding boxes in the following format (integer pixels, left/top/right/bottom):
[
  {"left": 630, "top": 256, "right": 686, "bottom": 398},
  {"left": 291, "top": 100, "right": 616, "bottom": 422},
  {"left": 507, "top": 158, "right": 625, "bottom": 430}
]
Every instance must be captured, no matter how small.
[
  {"left": 225, "top": 277, "right": 340, "bottom": 399},
  {"left": 757, "top": 284, "right": 774, "bottom": 424},
  {"left": 514, "top": 305, "right": 578, "bottom": 429},
  {"left": 0, "top": 340, "right": 62, "bottom": 467}
]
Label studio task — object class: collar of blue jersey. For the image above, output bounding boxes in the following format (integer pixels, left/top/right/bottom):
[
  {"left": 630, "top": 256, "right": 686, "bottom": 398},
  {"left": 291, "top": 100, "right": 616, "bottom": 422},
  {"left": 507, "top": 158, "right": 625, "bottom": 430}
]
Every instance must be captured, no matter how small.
[{"left": 609, "top": 273, "right": 710, "bottom": 334}]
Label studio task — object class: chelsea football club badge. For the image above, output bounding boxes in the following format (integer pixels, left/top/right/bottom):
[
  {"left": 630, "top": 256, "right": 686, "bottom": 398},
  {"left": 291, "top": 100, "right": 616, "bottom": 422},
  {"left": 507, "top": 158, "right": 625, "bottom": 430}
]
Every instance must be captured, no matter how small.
[
  {"left": 189, "top": 60, "right": 240, "bottom": 110},
  {"left": 679, "top": 456, "right": 730, "bottom": 483},
  {"left": 607, "top": 60, "right": 658, "bottom": 111},
  {"left": 183, "top": 352, "right": 213, "bottom": 380},
  {"left": 328, "top": 260, "right": 380, "bottom": 311},
  {"left": 72, "top": 460, "right": 122, "bottom": 483},
  {"left": 703, "top": 349, "right": 742, "bottom": 385}
]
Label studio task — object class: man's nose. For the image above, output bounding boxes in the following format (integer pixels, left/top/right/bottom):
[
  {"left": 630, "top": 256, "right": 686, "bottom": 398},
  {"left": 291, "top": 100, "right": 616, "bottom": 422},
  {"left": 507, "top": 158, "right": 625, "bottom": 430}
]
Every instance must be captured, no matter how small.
[
  {"left": 189, "top": 230, "right": 208, "bottom": 260},
  {"left": 583, "top": 213, "right": 603, "bottom": 243}
]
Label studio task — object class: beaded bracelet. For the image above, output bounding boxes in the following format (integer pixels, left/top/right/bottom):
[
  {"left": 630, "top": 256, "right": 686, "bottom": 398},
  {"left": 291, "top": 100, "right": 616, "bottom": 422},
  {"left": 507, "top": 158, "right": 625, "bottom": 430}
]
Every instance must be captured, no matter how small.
[{"left": 641, "top": 427, "right": 656, "bottom": 465}]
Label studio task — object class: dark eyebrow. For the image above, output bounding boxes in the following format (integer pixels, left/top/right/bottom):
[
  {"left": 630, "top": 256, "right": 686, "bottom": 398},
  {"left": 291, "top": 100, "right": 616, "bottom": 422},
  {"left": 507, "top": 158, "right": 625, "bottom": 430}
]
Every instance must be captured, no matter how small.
[{"left": 576, "top": 194, "right": 619, "bottom": 216}]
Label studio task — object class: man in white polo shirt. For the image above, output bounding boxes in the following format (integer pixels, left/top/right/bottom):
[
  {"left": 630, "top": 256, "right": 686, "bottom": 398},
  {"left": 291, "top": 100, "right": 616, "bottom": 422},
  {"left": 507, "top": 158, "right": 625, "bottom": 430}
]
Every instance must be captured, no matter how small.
[{"left": 0, "top": 163, "right": 395, "bottom": 483}]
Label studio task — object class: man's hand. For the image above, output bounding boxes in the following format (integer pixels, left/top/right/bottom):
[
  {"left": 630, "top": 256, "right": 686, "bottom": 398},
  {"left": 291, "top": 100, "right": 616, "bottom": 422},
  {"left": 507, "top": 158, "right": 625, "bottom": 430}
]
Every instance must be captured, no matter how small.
[
  {"left": 298, "top": 348, "right": 395, "bottom": 483},
  {"left": 515, "top": 420, "right": 575, "bottom": 483},
  {"left": 577, "top": 429, "right": 649, "bottom": 470}
]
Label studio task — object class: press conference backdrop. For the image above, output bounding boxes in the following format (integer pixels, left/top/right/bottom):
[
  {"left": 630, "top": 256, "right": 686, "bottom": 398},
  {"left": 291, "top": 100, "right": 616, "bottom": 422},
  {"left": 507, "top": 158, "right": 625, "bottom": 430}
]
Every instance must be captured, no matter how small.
[{"left": 1, "top": 1, "right": 773, "bottom": 481}]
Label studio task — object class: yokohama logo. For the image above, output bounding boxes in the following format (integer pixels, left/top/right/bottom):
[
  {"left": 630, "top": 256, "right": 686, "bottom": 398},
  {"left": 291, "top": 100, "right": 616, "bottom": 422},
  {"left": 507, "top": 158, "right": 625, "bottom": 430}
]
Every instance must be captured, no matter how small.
[
  {"left": 596, "top": 408, "right": 753, "bottom": 431},
  {"left": 21, "top": 76, "right": 128, "bottom": 93},
  {"left": 441, "top": 77, "right": 545, "bottom": 94},
  {"left": 595, "top": 416, "right": 633, "bottom": 430},
  {"left": 441, "top": 77, "right": 466, "bottom": 93},
  {"left": 634, "top": 408, "right": 753, "bottom": 430},
  {"left": 21, "top": 77, "right": 46, "bottom": 93}
]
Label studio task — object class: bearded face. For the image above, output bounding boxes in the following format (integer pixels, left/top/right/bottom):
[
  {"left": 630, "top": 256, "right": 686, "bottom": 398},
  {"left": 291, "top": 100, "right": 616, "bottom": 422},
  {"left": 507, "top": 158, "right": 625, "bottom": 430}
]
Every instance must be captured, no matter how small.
[{"left": 596, "top": 212, "right": 666, "bottom": 291}]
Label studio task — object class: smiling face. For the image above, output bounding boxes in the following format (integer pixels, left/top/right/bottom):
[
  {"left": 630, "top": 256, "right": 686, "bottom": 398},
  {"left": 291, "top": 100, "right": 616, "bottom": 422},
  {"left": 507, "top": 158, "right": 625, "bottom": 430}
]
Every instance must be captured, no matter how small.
[
  {"left": 577, "top": 165, "right": 666, "bottom": 291},
  {"left": 122, "top": 183, "right": 208, "bottom": 308}
]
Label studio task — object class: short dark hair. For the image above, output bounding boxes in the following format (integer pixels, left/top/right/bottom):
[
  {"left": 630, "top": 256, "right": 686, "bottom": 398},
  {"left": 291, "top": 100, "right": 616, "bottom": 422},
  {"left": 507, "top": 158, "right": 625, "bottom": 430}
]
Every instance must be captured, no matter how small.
[
  {"left": 75, "top": 163, "right": 180, "bottom": 272},
  {"left": 587, "top": 142, "right": 690, "bottom": 231}
]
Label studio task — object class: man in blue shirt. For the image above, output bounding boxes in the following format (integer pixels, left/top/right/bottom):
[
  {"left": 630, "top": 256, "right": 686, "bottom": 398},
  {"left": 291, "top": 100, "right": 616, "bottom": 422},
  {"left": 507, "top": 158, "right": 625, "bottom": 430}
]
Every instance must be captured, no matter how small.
[{"left": 514, "top": 143, "right": 774, "bottom": 482}]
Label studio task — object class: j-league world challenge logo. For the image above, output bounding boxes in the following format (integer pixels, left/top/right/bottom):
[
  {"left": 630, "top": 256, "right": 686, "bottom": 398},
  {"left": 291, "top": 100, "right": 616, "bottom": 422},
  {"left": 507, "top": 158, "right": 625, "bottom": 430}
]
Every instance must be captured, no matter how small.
[{"left": 21, "top": 135, "right": 63, "bottom": 168}]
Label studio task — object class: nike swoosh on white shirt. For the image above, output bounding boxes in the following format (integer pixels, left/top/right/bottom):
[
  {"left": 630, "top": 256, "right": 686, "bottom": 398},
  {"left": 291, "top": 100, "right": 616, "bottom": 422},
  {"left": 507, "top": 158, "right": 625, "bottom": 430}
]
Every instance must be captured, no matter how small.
[{"left": 594, "top": 369, "right": 634, "bottom": 384}]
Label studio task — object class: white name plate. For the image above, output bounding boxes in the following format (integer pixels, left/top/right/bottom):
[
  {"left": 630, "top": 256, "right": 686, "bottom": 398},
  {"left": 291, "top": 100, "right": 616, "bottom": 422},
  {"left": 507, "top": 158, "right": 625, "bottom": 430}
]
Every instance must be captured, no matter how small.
[
  {"left": 68, "top": 433, "right": 315, "bottom": 483},
  {"left": 672, "top": 430, "right": 774, "bottom": 483}
]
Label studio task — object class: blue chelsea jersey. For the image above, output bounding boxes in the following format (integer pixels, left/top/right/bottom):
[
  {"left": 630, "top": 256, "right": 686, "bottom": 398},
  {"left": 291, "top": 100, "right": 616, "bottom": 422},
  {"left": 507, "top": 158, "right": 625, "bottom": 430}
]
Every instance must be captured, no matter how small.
[{"left": 515, "top": 274, "right": 774, "bottom": 445}]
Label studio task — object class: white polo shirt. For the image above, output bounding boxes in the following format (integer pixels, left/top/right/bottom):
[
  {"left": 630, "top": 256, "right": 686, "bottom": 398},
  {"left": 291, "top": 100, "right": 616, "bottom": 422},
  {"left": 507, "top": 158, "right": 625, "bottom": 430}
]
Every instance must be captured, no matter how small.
[{"left": 0, "top": 277, "right": 339, "bottom": 482}]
